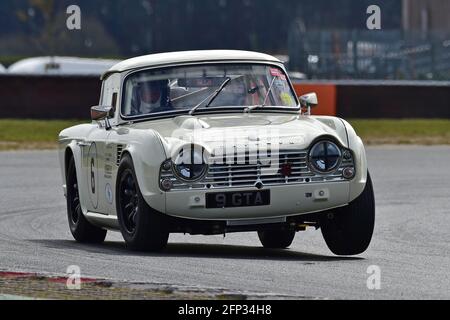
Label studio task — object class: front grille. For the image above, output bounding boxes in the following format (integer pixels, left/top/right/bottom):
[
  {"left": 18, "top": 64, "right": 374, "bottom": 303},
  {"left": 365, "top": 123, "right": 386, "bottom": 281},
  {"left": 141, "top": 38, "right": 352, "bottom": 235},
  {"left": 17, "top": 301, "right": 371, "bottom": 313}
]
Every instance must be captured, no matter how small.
[{"left": 160, "top": 149, "right": 355, "bottom": 191}]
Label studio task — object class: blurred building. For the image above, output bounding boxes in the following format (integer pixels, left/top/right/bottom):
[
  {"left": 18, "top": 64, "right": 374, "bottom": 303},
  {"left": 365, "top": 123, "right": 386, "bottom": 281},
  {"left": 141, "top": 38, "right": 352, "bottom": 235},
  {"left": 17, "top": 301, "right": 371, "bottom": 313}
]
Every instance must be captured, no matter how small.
[
  {"left": 403, "top": 0, "right": 450, "bottom": 32},
  {"left": 1, "top": 1, "right": 449, "bottom": 80},
  {"left": 8, "top": 57, "right": 120, "bottom": 76},
  {"left": 288, "top": 0, "right": 450, "bottom": 79}
]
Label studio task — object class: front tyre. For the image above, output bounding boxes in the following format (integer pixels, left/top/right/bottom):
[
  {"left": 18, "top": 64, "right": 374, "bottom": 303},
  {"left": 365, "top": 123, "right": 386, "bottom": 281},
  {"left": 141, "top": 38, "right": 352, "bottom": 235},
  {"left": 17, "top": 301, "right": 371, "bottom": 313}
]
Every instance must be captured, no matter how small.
[
  {"left": 321, "top": 172, "right": 375, "bottom": 255},
  {"left": 116, "top": 155, "right": 169, "bottom": 252},
  {"left": 66, "top": 157, "right": 107, "bottom": 243},
  {"left": 258, "top": 229, "right": 295, "bottom": 249}
]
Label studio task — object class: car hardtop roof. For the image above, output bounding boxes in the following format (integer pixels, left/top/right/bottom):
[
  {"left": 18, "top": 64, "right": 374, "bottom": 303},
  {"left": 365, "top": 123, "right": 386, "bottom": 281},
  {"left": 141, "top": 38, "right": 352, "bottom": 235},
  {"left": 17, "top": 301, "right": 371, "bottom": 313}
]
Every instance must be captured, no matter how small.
[{"left": 101, "top": 50, "right": 282, "bottom": 80}]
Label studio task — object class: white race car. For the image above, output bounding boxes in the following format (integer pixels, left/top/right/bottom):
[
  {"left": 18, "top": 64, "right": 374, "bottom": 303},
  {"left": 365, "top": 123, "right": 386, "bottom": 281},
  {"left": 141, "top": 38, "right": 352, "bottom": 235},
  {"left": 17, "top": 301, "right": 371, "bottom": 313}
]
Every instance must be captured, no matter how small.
[{"left": 58, "top": 50, "right": 375, "bottom": 255}]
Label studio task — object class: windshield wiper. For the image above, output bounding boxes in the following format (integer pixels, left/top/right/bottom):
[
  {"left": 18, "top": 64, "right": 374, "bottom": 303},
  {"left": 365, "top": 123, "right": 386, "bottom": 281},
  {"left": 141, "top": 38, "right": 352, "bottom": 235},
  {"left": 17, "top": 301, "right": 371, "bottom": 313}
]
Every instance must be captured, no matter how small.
[
  {"left": 189, "top": 78, "right": 231, "bottom": 115},
  {"left": 245, "top": 76, "right": 277, "bottom": 113}
]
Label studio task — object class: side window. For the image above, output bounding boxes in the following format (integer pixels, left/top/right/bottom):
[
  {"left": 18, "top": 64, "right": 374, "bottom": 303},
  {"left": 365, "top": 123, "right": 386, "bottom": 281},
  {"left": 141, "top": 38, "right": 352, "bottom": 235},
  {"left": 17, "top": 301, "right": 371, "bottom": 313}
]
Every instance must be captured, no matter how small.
[
  {"left": 100, "top": 79, "right": 112, "bottom": 106},
  {"left": 99, "top": 80, "right": 107, "bottom": 105}
]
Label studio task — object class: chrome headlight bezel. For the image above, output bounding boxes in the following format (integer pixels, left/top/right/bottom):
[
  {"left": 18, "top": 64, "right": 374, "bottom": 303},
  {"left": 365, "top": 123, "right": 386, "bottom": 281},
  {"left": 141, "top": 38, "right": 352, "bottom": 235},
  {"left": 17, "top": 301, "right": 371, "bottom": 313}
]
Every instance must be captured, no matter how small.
[
  {"left": 171, "top": 146, "right": 209, "bottom": 182},
  {"left": 308, "top": 140, "right": 342, "bottom": 174}
]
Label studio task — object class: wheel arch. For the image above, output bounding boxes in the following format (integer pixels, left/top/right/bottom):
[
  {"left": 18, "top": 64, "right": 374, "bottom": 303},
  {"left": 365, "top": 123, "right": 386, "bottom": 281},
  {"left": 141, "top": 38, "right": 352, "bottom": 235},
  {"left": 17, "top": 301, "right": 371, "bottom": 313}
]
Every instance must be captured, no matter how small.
[
  {"left": 61, "top": 140, "right": 89, "bottom": 215},
  {"left": 63, "top": 142, "right": 83, "bottom": 180},
  {"left": 64, "top": 146, "right": 75, "bottom": 179},
  {"left": 113, "top": 134, "right": 167, "bottom": 214},
  {"left": 339, "top": 118, "right": 369, "bottom": 202}
]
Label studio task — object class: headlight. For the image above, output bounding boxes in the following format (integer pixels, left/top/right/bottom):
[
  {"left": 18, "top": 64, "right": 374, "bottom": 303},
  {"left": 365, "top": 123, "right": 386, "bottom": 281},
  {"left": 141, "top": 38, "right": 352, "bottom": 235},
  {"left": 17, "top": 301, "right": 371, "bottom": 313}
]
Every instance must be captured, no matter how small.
[
  {"left": 309, "top": 141, "right": 342, "bottom": 173},
  {"left": 172, "top": 146, "right": 208, "bottom": 182}
]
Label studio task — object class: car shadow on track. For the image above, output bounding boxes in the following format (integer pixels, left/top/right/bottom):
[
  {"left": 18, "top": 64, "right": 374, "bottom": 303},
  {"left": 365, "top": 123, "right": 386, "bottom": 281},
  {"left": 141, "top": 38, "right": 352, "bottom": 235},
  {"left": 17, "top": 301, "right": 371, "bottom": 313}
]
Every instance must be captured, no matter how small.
[{"left": 29, "top": 239, "right": 364, "bottom": 262}]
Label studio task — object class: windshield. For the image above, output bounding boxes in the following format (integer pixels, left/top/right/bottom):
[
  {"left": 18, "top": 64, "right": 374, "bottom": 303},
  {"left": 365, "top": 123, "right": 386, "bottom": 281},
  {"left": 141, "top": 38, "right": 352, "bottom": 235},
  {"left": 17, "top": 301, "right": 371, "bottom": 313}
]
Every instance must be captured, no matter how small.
[{"left": 121, "top": 63, "right": 298, "bottom": 117}]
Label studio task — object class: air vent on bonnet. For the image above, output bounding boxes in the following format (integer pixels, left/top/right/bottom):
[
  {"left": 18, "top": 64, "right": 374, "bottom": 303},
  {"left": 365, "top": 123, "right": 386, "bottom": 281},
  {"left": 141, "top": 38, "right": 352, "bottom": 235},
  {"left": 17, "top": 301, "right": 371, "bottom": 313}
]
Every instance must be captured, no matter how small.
[{"left": 173, "top": 116, "right": 210, "bottom": 129}]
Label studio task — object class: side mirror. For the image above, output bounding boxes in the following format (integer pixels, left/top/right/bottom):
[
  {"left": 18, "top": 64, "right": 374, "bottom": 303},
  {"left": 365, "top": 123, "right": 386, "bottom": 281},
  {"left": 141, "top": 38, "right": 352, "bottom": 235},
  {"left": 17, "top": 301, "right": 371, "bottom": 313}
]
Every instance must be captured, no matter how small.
[
  {"left": 91, "top": 105, "right": 113, "bottom": 121},
  {"left": 299, "top": 92, "right": 318, "bottom": 115},
  {"left": 299, "top": 92, "right": 318, "bottom": 108}
]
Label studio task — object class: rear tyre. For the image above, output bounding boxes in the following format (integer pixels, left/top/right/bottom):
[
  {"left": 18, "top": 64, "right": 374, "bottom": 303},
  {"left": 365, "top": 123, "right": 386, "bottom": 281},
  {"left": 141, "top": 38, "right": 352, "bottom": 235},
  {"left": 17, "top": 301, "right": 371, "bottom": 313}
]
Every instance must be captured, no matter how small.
[
  {"left": 66, "top": 157, "right": 107, "bottom": 243},
  {"left": 116, "top": 155, "right": 169, "bottom": 252},
  {"left": 321, "top": 172, "right": 375, "bottom": 255},
  {"left": 258, "top": 229, "right": 296, "bottom": 249}
]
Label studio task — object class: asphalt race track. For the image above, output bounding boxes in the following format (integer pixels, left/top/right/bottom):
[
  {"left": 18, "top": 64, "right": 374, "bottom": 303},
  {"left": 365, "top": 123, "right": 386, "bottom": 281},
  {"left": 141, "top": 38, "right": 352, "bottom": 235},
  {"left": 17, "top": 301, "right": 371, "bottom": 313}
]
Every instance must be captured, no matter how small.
[{"left": 0, "top": 146, "right": 449, "bottom": 299}]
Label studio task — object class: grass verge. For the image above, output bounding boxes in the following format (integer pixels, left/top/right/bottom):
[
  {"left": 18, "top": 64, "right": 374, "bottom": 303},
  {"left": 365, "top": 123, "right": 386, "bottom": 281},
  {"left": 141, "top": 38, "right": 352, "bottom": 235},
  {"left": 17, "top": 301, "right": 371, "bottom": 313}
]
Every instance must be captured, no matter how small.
[
  {"left": 350, "top": 119, "right": 450, "bottom": 145},
  {"left": 0, "top": 119, "right": 449, "bottom": 151},
  {"left": 0, "top": 119, "right": 82, "bottom": 151}
]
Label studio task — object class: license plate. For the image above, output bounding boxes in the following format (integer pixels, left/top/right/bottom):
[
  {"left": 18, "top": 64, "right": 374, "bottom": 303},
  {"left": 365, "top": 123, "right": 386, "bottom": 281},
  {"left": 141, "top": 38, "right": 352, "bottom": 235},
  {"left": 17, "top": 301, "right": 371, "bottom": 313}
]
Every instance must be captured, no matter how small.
[{"left": 206, "top": 190, "right": 270, "bottom": 209}]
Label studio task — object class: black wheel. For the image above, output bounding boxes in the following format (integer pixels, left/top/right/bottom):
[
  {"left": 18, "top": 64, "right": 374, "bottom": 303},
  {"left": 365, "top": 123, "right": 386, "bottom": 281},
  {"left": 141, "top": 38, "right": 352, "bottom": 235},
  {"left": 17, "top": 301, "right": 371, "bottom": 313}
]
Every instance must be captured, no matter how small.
[
  {"left": 258, "top": 229, "right": 296, "bottom": 249},
  {"left": 116, "top": 155, "right": 169, "bottom": 251},
  {"left": 321, "top": 171, "right": 375, "bottom": 255},
  {"left": 66, "top": 157, "right": 107, "bottom": 243}
]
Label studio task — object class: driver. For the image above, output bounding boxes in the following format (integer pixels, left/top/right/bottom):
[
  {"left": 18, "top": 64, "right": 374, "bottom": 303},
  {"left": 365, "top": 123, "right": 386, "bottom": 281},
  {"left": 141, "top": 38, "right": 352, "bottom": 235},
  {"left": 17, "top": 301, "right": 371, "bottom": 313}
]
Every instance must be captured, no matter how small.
[
  {"left": 138, "top": 80, "right": 162, "bottom": 114},
  {"left": 132, "top": 80, "right": 171, "bottom": 115}
]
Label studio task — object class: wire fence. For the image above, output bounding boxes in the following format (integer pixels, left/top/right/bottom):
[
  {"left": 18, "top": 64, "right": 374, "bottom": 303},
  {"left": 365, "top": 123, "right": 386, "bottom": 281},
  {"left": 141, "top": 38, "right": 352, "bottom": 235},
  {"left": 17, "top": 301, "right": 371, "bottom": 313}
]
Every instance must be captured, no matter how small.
[{"left": 288, "top": 30, "right": 450, "bottom": 80}]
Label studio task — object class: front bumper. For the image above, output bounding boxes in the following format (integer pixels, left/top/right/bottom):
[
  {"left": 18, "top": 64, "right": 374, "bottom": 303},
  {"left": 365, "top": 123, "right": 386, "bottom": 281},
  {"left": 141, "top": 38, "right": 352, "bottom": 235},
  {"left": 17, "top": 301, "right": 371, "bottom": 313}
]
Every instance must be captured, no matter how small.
[{"left": 161, "top": 181, "right": 350, "bottom": 220}]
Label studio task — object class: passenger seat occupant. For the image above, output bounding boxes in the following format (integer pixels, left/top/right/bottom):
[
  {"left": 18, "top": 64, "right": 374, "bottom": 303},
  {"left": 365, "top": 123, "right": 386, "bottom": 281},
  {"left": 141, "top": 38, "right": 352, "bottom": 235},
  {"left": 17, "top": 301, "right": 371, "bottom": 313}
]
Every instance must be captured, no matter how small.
[{"left": 131, "top": 80, "right": 172, "bottom": 115}]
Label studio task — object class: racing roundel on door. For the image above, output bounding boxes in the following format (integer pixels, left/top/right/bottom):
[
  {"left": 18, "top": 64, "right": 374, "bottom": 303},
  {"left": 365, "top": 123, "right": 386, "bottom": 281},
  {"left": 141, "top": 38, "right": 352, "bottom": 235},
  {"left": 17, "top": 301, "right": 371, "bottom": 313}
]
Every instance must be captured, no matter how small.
[{"left": 87, "top": 142, "right": 99, "bottom": 209}]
